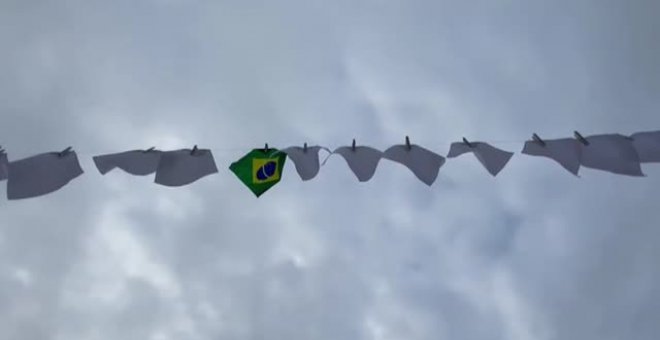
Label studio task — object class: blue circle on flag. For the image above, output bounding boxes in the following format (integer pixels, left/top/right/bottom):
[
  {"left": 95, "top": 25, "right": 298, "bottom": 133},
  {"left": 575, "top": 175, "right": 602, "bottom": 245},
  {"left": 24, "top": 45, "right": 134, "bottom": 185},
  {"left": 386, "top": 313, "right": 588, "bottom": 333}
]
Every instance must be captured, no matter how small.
[{"left": 256, "top": 161, "right": 277, "bottom": 180}]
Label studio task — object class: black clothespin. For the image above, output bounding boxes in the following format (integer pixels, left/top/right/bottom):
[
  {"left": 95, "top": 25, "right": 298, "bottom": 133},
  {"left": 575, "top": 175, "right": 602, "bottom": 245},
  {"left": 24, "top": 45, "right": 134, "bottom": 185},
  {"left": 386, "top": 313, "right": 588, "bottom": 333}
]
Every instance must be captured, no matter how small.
[
  {"left": 574, "top": 131, "right": 589, "bottom": 146},
  {"left": 352, "top": 139, "right": 356, "bottom": 151},
  {"left": 532, "top": 133, "right": 546, "bottom": 147},
  {"left": 143, "top": 147, "right": 156, "bottom": 153},
  {"left": 462, "top": 137, "right": 473, "bottom": 148},
  {"left": 59, "top": 146, "right": 73, "bottom": 157},
  {"left": 405, "top": 136, "right": 412, "bottom": 151},
  {"left": 303, "top": 142, "right": 308, "bottom": 153},
  {"left": 190, "top": 145, "right": 198, "bottom": 155},
  {"left": 264, "top": 143, "right": 270, "bottom": 153}
]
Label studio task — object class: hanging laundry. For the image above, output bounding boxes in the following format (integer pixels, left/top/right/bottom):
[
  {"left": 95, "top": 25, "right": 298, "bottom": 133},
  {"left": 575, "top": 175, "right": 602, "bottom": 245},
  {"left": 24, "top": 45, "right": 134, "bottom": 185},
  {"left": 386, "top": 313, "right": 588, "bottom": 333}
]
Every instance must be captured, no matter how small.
[
  {"left": 630, "top": 131, "right": 660, "bottom": 163},
  {"left": 282, "top": 145, "right": 329, "bottom": 181},
  {"left": 447, "top": 140, "right": 513, "bottom": 176},
  {"left": 577, "top": 133, "right": 644, "bottom": 176},
  {"left": 93, "top": 149, "right": 162, "bottom": 176},
  {"left": 328, "top": 142, "right": 382, "bottom": 182},
  {"left": 7, "top": 148, "right": 84, "bottom": 200},
  {"left": 522, "top": 137, "right": 582, "bottom": 176},
  {"left": 383, "top": 142, "right": 445, "bottom": 186},
  {"left": 154, "top": 147, "right": 219, "bottom": 187},
  {"left": 229, "top": 148, "right": 287, "bottom": 197}
]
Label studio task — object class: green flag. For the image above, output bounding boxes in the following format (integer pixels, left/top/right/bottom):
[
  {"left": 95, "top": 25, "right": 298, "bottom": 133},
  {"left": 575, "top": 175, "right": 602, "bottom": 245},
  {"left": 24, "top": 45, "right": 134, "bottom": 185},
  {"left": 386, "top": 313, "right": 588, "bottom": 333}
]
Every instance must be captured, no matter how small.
[{"left": 229, "top": 148, "right": 287, "bottom": 197}]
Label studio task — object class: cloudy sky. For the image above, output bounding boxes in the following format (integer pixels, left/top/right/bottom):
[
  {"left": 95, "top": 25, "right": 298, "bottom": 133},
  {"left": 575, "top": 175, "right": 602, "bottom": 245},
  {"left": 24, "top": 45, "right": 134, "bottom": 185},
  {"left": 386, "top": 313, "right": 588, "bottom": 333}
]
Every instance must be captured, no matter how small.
[{"left": 2, "top": 0, "right": 660, "bottom": 339}]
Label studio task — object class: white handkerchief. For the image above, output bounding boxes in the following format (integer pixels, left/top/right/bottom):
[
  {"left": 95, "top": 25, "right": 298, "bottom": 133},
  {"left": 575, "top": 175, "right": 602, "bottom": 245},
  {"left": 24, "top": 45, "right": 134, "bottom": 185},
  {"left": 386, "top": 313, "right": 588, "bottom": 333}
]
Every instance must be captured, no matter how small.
[
  {"left": 282, "top": 146, "right": 329, "bottom": 181},
  {"left": 330, "top": 146, "right": 383, "bottom": 182},
  {"left": 522, "top": 138, "right": 582, "bottom": 175},
  {"left": 0, "top": 151, "right": 8, "bottom": 181},
  {"left": 154, "top": 148, "right": 219, "bottom": 187},
  {"left": 7, "top": 151, "right": 84, "bottom": 200},
  {"left": 447, "top": 142, "right": 513, "bottom": 176},
  {"left": 579, "top": 134, "right": 644, "bottom": 176},
  {"left": 383, "top": 144, "right": 445, "bottom": 186},
  {"left": 630, "top": 131, "right": 660, "bottom": 163},
  {"left": 93, "top": 150, "right": 162, "bottom": 176}
]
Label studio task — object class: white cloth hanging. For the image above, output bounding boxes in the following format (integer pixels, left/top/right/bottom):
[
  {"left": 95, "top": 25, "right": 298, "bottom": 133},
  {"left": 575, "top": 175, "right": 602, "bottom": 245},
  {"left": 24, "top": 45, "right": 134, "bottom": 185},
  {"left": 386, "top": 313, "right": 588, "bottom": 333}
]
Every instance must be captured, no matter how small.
[
  {"left": 154, "top": 148, "right": 219, "bottom": 187},
  {"left": 282, "top": 146, "right": 329, "bottom": 181},
  {"left": 329, "top": 145, "right": 383, "bottom": 182},
  {"left": 578, "top": 134, "right": 644, "bottom": 176},
  {"left": 522, "top": 138, "right": 582, "bottom": 176},
  {"left": 7, "top": 150, "right": 84, "bottom": 200},
  {"left": 93, "top": 149, "right": 162, "bottom": 176},
  {"left": 383, "top": 144, "right": 445, "bottom": 186},
  {"left": 630, "top": 131, "right": 660, "bottom": 163},
  {"left": 447, "top": 141, "right": 513, "bottom": 176}
]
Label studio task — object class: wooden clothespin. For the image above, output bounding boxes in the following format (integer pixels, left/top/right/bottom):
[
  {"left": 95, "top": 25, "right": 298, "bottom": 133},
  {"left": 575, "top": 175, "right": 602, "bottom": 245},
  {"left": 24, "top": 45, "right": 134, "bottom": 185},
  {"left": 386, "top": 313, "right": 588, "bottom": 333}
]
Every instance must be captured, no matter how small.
[
  {"left": 59, "top": 146, "right": 73, "bottom": 157},
  {"left": 532, "top": 133, "right": 546, "bottom": 147},
  {"left": 574, "top": 131, "right": 589, "bottom": 146}
]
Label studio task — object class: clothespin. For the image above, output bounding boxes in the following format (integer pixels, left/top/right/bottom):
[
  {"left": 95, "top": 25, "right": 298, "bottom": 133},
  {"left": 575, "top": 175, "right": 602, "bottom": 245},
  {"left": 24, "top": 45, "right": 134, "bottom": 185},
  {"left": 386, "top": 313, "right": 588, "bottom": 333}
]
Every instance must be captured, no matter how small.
[
  {"left": 303, "top": 142, "right": 308, "bottom": 153},
  {"left": 532, "top": 133, "right": 546, "bottom": 147},
  {"left": 574, "top": 131, "right": 589, "bottom": 146},
  {"left": 352, "top": 139, "right": 356, "bottom": 151},
  {"left": 190, "top": 145, "right": 198, "bottom": 155},
  {"left": 405, "top": 136, "right": 412, "bottom": 151},
  {"left": 59, "top": 146, "right": 73, "bottom": 157},
  {"left": 143, "top": 147, "right": 156, "bottom": 153},
  {"left": 462, "top": 137, "right": 473, "bottom": 148}
]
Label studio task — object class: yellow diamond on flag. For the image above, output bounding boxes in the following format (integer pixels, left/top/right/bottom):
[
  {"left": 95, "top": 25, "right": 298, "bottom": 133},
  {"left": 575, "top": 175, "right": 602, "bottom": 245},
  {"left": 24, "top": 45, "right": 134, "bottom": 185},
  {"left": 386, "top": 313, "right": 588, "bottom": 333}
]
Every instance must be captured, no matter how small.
[{"left": 252, "top": 158, "right": 281, "bottom": 184}]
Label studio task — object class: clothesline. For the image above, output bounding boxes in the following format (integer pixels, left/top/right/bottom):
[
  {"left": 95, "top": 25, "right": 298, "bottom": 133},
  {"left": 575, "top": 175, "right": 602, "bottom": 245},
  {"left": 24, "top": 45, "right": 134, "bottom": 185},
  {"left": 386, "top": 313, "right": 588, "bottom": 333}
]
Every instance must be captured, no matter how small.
[
  {"left": 0, "top": 138, "right": 618, "bottom": 156},
  {"left": 1, "top": 130, "right": 659, "bottom": 200}
]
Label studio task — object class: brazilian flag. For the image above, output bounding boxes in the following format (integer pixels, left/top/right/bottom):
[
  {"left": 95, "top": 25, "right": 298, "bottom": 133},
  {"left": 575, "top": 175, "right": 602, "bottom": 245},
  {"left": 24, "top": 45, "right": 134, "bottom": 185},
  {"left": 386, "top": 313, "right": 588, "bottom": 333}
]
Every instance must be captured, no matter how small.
[{"left": 229, "top": 148, "right": 287, "bottom": 197}]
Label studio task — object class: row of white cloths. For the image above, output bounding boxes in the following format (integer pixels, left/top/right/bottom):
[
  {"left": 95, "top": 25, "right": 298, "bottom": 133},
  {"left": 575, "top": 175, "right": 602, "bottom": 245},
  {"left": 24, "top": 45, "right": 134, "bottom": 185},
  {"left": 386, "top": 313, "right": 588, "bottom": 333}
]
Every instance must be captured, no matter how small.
[{"left": 0, "top": 131, "right": 659, "bottom": 200}]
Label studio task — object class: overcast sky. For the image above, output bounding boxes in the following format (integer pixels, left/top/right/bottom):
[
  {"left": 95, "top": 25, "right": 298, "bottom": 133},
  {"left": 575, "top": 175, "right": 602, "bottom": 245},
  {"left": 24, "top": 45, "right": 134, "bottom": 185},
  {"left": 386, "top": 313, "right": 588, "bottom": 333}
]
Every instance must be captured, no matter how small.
[{"left": 2, "top": 0, "right": 660, "bottom": 339}]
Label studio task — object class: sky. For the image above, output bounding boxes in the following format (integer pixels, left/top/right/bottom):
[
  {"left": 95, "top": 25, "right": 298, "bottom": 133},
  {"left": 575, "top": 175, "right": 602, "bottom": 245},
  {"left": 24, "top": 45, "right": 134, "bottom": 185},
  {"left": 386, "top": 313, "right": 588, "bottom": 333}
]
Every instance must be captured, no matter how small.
[{"left": 1, "top": 0, "right": 660, "bottom": 339}]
